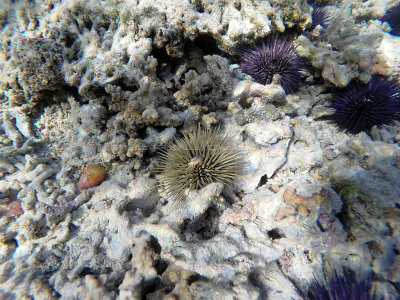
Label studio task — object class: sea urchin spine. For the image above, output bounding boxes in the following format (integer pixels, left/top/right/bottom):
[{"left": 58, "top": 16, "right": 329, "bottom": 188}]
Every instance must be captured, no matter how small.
[
  {"left": 328, "top": 76, "right": 400, "bottom": 134},
  {"left": 297, "top": 267, "right": 381, "bottom": 300},
  {"left": 311, "top": 7, "right": 330, "bottom": 31},
  {"left": 240, "top": 37, "right": 304, "bottom": 94},
  {"left": 157, "top": 126, "right": 244, "bottom": 203}
]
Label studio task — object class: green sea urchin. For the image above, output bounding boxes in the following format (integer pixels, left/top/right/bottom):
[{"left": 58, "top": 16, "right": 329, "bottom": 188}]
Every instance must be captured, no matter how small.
[{"left": 157, "top": 126, "right": 244, "bottom": 203}]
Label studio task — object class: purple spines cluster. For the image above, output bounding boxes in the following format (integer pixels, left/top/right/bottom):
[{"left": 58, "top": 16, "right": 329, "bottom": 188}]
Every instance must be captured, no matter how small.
[
  {"left": 298, "top": 268, "right": 382, "bottom": 300},
  {"left": 240, "top": 37, "right": 304, "bottom": 94},
  {"left": 311, "top": 7, "right": 330, "bottom": 30},
  {"left": 381, "top": 4, "right": 400, "bottom": 36},
  {"left": 329, "top": 76, "right": 400, "bottom": 134}
]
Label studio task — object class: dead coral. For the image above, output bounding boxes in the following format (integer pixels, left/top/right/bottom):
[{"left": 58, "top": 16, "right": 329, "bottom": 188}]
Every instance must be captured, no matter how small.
[{"left": 4, "top": 37, "right": 64, "bottom": 113}]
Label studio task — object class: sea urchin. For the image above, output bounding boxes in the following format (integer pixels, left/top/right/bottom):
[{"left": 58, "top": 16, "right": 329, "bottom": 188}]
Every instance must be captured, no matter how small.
[
  {"left": 297, "top": 268, "right": 381, "bottom": 300},
  {"left": 240, "top": 37, "right": 304, "bottom": 94},
  {"left": 329, "top": 76, "right": 400, "bottom": 134},
  {"left": 311, "top": 7, "right": 330, "bottom": 31},
  {"left": 157, "top": 126, "right": 243, "bottom": 203}
]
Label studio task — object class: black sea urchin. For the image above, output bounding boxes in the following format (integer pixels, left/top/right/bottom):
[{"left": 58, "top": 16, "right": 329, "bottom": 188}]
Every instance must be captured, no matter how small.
[
  {"left": 240, "top": 37, "right": 304, "bottom": 94},
  {"left": 297, "top": 268, "right": 382, "bottom": 300},
  {"left": 311, "top": 7, "right": 330, "bottom": 31},
  {"left": 381, "top": 4, "right": 400, "bottom": 36},
  {"left": 329, "top": 76, "right": 400, "bottom": 134},
  {"left": 157, "top": 126, "right": 243, "bottom": 203}
]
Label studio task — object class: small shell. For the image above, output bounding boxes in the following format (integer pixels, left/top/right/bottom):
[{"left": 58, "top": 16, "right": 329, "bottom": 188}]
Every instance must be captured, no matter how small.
[
  {"left": 0, "top": 200, "right": 23, "bottom": 217},
  {"left": 78, "top": 164, "right": 107, "bottom": 190}
]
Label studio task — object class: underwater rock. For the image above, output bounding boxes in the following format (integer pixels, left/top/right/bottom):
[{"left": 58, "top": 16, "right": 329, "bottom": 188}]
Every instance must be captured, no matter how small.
[{"left": 2, "top": 37, "right": 64, "bottom": 113}]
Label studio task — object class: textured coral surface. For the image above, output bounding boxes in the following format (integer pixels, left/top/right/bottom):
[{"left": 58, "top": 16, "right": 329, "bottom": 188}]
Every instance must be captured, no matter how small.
[{"left": 0, "top": 0, "right": 400, "bottom": 299}]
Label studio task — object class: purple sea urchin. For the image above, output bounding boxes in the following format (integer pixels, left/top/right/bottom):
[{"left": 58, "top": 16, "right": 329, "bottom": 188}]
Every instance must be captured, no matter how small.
[
  {"left": 240, "top": 37, "right": 304, "bottom": 94},
  {"left": 157, "top": 126, "right": 244, "bottom": 203},
  {"left": 311, "top": 7, "right": 330, "bottom": 31},
  {"left": 328, "top": 76, "right": 400, "bottom": 134},
  {"left": 381, "top": 4, "right": 400, "bottom": 36},
  {"left": 297, "top": 268, "right": 381, "bottom": 300}
]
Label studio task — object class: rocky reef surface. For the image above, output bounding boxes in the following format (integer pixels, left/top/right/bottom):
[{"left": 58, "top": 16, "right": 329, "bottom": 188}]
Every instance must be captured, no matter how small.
[{"left": 0, "top": 0, "right": 400, "bottom": 299}]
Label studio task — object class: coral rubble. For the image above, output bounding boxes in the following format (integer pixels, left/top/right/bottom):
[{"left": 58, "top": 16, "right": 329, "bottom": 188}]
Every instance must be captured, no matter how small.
[{"left": 0, "top": 0, "right": 399, "bottom": 299}]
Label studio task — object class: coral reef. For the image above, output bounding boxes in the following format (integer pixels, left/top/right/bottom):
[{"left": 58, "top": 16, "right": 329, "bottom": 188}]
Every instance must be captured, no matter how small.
[{"left": 0, "top": 0, "right": 399, "bottom": 299}]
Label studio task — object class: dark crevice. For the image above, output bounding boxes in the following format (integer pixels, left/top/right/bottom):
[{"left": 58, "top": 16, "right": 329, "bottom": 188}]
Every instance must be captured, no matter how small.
[
  {"left": 154, "top": 259, "right": 169, "bottom": 275},
  {"left": 335, "top": 201, "right": 356, "bottom": 241},
  {"left": 390, "top": 280, "right": 400, "bottom": 294},
  {"left": 238, "top": 97, "right": 252, "bottom": 109},
  {"left": 64, "top": 40, "right": 83, "bottom": 62},
  {"left": 151, "top": 45, "right": 177, "bottom": 78},
  {"left": 86, "top": 85, "right": 109, "bottom": 100},
  {"left": 314, "top": 114, "right": 334, "bottom": 122},
  {"left": 281, "top": 26, "right": 304, "bottom": 38},
  {"left": 191, "top": 0, "right": 205, "bottom": 13},
  {"left": 121, "top": 51, "right": 130, "bottom": 64},
  {"left": 151, "top": 33, "right": 223, "bottom": 78},
  {"left": 67, "top": 223, "right": 79, "bottom": 238},
  {"left": 190, "top": 34, "right": 223, "bottom": 56},
  {"left": 111, "top": 275, "right": 124, "bottom": 291},
  {"left": 83, "top": 18, "right": 93, "bottom": 31},
  {"left": 268, "top": 228, "right": 286, "bottom": 240},
  {"left": 103, "top": 22, "right": 111, "bottom": 31},
  {"left": 234, "top": 2, "right": 242, "bottom": 11},
  {"left": 182, "top": 206, "right": 221, "bottom": 241},
  {"left": 248, "top": 271, "right": 268, "bottom": 300},
  {"left": 78, "top": 267, "right": 97, "bottom": 277},
  {"left": 110, "top": 78, "right": 138, "bottom": 94},
  {"left": 187, "top": 273, "right": 209, "bottom": 285},
  {"left": 148, "top": 235, "right": 162, "bottom": 254},
  {"left": 68, "top": 85, "right": 83, "bottom": 102},
  {"left": 316, "top": 216, "right": 326, "bottom": 232},
  {"left": 141, "top": 277, "right": 173, "bottom": 300},
  {"left": 240, "top": 130, "right": 249, "bottom": 142},
  {"left": 61, "top": 32, "right": 77, "bottom": 48},
  {"left": 256, "top": 174, "right": 268, "bottom": 189},
  {"left": 179, "top": 67, "right": 198, "bottom": 84}
]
